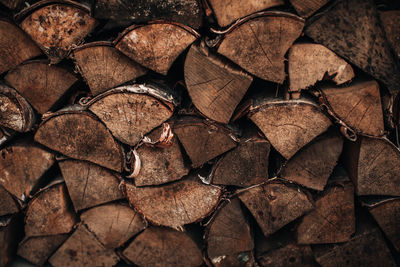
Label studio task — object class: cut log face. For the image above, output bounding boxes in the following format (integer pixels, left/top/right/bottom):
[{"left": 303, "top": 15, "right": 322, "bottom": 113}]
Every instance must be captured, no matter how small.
[
  {"left": 238, "top": 182, "right": 314, "bottom": 237},
  {"left": 25, "top": 183, "right": 78, "bottom": 237},
  {"left": 213, "top": 252, "right": 255, "bottom": 267},
  {"left": 0, "top": 143, "right": 55, "bottom": 200},
  {"left": 4, "top": 60, "right": 78, "bottom": 114},
  {"left": 81, "top": 203, "right": 147, "bottom": 249},
  {"left": 115, "top": 22, "right": 198, "bottom": 75},
  {"left": 0, "top": 19, "right": 41, "bottom": 74},
  {"left": 73, "top": 42, "right": 147, "bottom": 96},
  {"left": 124, "top": 175, "right": 222, "bottom": 229},
  {"left": 288, "top": 43, "right": 354, "bottom": 92},
  {"left": 49, "top": 224, "right": 119, "bottom": 267},
  {"left": 248, "top": 98, "right": 332, "bottom": 159},
  {"left": 123, "top": 226, "right": 203, "bottom": 267},
  {"left": 184, "top": 43, "right": 253, "bottom": 124},
  {"left": 380, "top": 11, "right": 400, "bottom": 58},
  {"left": 217, "top": 12, "right": 304, "bottom": 83},
  {"left": 257, "top": 244, "right": 316, "bottom": 267},
  {"left": 0, "top": 186, "right": 19, "bottom": 216},
  {"left": 289, "top": 0, "right": 329, "bottom": 18},
  {"left": 34, "top": 110, "right": 125, "bottom": 172},
  {"left": 279, "top": 131, "right": 343, "bottom": 191},
  {"left": 58, "top": 159, "right": 124, "bottom": 211},
  {"left": 305, "top": 0, "right": 400, "bottom": 94}
]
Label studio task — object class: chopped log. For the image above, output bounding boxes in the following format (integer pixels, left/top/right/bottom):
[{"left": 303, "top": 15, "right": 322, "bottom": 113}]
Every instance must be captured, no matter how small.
[
  {"left": 17, "top": 234, "right": 69, "bottom": 266},
  {"left": 305, "top": 0, "right": 400, "bottom": 94},
  {"left": 58, "top": 159, "right": 124, "bottom": 211},
  {"left": 115, "top": 22, "right": 198, "bottom": 75},
  {"left": 0, "top": 186, "right": 19, "bottom": 216},
  {"left": 238, "top": 181, "right": 314, "bottom": 237},
  {"left": 380, "top": 11, "right": 400, "bottom": 58},
  {"left": 25, "top": 183, "right": 78, "bottom": 237},
  {"left": 123, "top": 226, "right": 203, "bottom": 267},
  {"left": 0, "top": 19, "right": 41, "bottom": 74},
  {"left": 173, "top": 116, "right": 238, "bottom": 168},
  {"left": 123, "top": 175, "right": 222, "bottom": 229},
  {"left": 17, "top": 0, "right": 98, "bottom": 63},
  {"left": 289, "top": 0, "right": 329, "bottom": 18},
  {"left": 217, "top": 12, "right": 304, "bottom": 84},
  {"left": 248, "top": 98, "right": 332, "bottom": 159},
  {"left": 34, "top": 109, "right": 125, "bottom": 172},
  {"left": 49, "top": 224, "right": 119, "bottom": 267},
  {"left": 0, "top": 215, "right": 23, "bottom": 267},
  {"left": 73, "top": 42, "right": 147, "bottom": 96},
  {"left": 213, "top": 252, "right": 255, "bottom": 267},
  {"left": 184, "top": 43, "right": 253, "bottom": 124},
  {"left": 4, "top": 60, "right": 78, "bottom": 114},
  {"left": 257, "top": 244, "right": 317, "bottom": 267}
]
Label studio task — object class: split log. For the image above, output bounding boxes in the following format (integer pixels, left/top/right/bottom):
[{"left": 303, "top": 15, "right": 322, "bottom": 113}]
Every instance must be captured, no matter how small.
[
  {"left": 184, "top": 43, "right": 253, "bottom": 124},
  {"left": 305, "top": 0, "right": 400, "bottom": 94},
  {"left": 380, "top": 11, "right": 400, "bottom": 57},
  {"left": 213, "top": 252, "right": 255, "bottom": 267},
  {"left": 4, "top": 60, "right": 78, "bottom": 114},
  {"left": 0, "top": 19, "right": 41, "bottom": 74},
  {"left": 122, "top": 226, "right": 203, "bottom": 267},
  {"left": 173, "top": 116, "right": 238, "bottom": 168},
  {"left": 73, "top": 42, "right": 147, "bottom": 96},
  {"left": 123, "top": 175, "right": 222, "bottom": 229},
  {"left": 289, "top": 0, "right": 329, "bottom": 18},
  {"left": 216, "top": 12, "right": 304, "bottom": 84},
  {"left": 257, "top": 244, "right": 316, "bottom": 267},
  {"left": 49, "top": 224, "right": 119, "bottom": 267},
  {"left": 248, "top": 98, "right": 332, "bottom": 159},
  {"left": 115, "top": 22, "right": 198, "bottom": 75},
  {"left": 17, "top": 0, "right": 98, "bottom": 63},
  {"left": 238, "top": 181, "right": 314, "bottom": 237},
  {"left": 0, "top": 215, "right": 23, "bottom": 267},
  {"left": 58, "top": 159, "right": 124, "bottom": 211},
  {"left": 0, "top": 186, "right": 19, "bottom": 217}
]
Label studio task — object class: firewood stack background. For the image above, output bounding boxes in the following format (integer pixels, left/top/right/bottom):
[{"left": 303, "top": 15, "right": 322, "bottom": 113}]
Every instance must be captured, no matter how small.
[{"left": 1, "top": 0, "right": 400, "bottom": 266}]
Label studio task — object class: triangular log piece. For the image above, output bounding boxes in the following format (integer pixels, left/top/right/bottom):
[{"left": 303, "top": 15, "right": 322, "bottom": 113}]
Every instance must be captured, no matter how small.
[
  {"left": 122, "top": 226, "right": 203, "bottom": 267},
  {"left": 25, "top": 183, "right": 78, "bottom": 237},
  {"left": 0, "top": 84, "right": 35, "bottom": 132},
  {"left": 34, "top": 110, "right": 125, "bottom": 172},
  {"left": 288, "top": 43, "right": 354, "bottom": 92},
  {"left": 257, "top": 244, "right": 317, "bottom": 267},
  {"left": 73, "top": 42, "right": 147, "bottom": 96},
  {"left": 289, "top": 0, "right": 329, "bottom": 18},
  {"left": 0, "top": 143, "right": 54, "bottom": 200},
  {"left": 17, "top": 234, "right": 69, "bottom": 266},
  {"left": 0, "top": 215, "right": 23, "bottom": 267},
  {"left": 0, "top": 0, "right": 24, "bottom": 10},
  {"left": 305, "top": 0, "right": 400, "bottom": 94},
  {"left": 238, "top": 181, "right": 314, "bottom": 237},
  {"left": 49, "top": 224, "right": 119, "bottom": 267},
  {"left": 17, "top": 1, "right": 98, "bottom": 64},
  {"left": 115, "top": 22, "right": 198, "bottom": 75},
  {"left": 0, "top": 19, "right": 41, "bottom": 74},
  {"left": 81, "top": 203, "right": 147, "bottom": 249},
  {"left": 0, "top": 186, "right": 19, "bottom": 217},
  {"left": 279, "top": 131, "right": 343, "bottom": 191},
  {"left": 58, "top": 159, "right": 124, "bottom": 211},
  {"left": 318, "top": 79, "right": 384, "bottom": 137},
  {"left": 124, "top": 175, "right": 222, "bottom": 229},
  {"left": 217, "top": 12, "right": 304, "bottom": 83},
  {"left": 213, "top": 252, "right": 255, "bottom": 267},
  {"left": 4, "top": 60, "right": 78, "bottom": 114},
  {"left": 248, "top": 98, "right": 332, "bottom": 159},
  {"left": 380, "top": 11, "right": 400, "bottom": 58},
  {"left": 184, "top": 43, "right": 253, "bottom": 124}
]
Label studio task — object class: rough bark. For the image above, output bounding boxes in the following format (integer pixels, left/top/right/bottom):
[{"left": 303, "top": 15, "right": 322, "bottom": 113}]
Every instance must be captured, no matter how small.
[
  {"left": 289, "top": 0, "right": 329, "bottom": 18},
  {"left": 380, "top": 10, "right": 400, "bottom": 58},
  {"left": 0, "top": 186, "right": 19, "bottom": 217}
]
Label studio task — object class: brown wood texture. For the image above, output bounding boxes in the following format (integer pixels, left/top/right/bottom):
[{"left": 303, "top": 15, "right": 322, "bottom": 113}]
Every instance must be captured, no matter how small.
[
  {"left": 290, "top": 0, "right": 329, "bottom": 18},
  {"left": 0, "top": 0, "right": 24, "bottom": 9},
  {"left": 213, "top": 252, "right": 255, "bottom": 267},
  {"left": 380, "top": 11, "right": 400, "bottom": 57},
  {"left": 0, "top": 215, "right": 23, "bottom": 267},
  {"left": 257, "top": 244, "right": 316, "bottom": 267},
  {"left": 0, "top": 186, "right": 18, "bottom": 216}
]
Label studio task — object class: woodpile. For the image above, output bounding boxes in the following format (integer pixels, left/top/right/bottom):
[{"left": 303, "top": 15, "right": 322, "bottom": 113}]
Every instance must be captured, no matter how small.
[{"left": 0, "top": 0, "right": 400, "bottom": 266}]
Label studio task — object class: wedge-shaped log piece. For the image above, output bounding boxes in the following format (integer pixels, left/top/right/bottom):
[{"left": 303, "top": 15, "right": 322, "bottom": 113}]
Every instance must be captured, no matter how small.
[
  {"left": 115, "top": 22, "right": 198, "bottom": 75},
  {"left": 380, "top": 11, "right": 400, "bottom": 57},
  {"left": 124, "top": 175, "right": 222, "bottom": 229},
  {"left": 217, "top": 12, "right": 304, "bottom": 83},
  {"left": 18, "top": 0, "right": 97, "bottom": 63},
  {"left": 248, "top": 98, "right": 331, "bottom": 159},
  {"left": 305, "top": 0, "right": 400, "bottom": 94},
  {"left": 81, "top": 203, "right": 146, "bottom": 249},
  {"left": 123, "top": 226, "right": 203, "bottom": 267},
  {"left": 59, "top": 159, "right": 124, "bottom": 211},
  {"left": 73, "top": 42, "right": 147, "bottom": 95},
  {"left": 290, "top": 0, "right": 329, "bottom": 18},
  {"left": 174, "top": 116, "right": 238, "bottom": 168},
  {"left": 239, "top": 182, "right": 313, "bottom": 237},
  {"left": 5, "top": 60, "right": 77, "bottom": 114},
  {"left": 49, "top": 224, "right": 119, "bottom": 267},
  {"left": 0, "top": 186, "right": 18, "bottom": 217},
  {"left": 185, "top": 43, "right": 252, "bottom": 124},
  {"left": 0, "top": 215, "right": 23, "bottom": 267},
  {"left": 257, "top": 244, "right": 317, "bottom": 267},
  {"left": 35, "top": 110, "right": 125, "bottom": 172},
  {"left": 0, "top": 19, "right": 41, "bottom": 74},
  {"left": 0, "top": 143, "right": 54, "bottom": 200}
]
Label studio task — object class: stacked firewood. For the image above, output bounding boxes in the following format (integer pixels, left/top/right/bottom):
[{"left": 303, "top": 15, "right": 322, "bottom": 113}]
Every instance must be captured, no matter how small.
[{"left": 0, "top": 0, "right": 400, "bottom": 266}]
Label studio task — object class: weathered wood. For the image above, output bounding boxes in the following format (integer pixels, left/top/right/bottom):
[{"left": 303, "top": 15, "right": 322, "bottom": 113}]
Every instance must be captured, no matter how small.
[
  {"left": 213, "top": 252, "right": 255, "bottom": 267},
  {"left": 257, "top": 244, "right": 316, "bottom": 267},
  {"left": 123, "top": 226, "right": 203, "bottom": 267},
  {"left": 0, "top": 186, "right": 18, "bottom": 217},
  {"left": 184, "top": 43, "right": 253, "bottom": 124},
  {"left": 380, "top": 10, "right": 400, "bottom": 57},
  {"left": 217, "top": 12, "right": 304, "bottom": 83},
  {"left": 0, "top": 0, "right": 24, "bottom": 9},
  {"left": 289, "top": 0, "right": 329, "bottom": 18},
  {"left": 0, "top": 215, "right": 23, "bottom": 267},
  {"left": 4, "top": 60, "right": 78, "bottom": 114}
]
